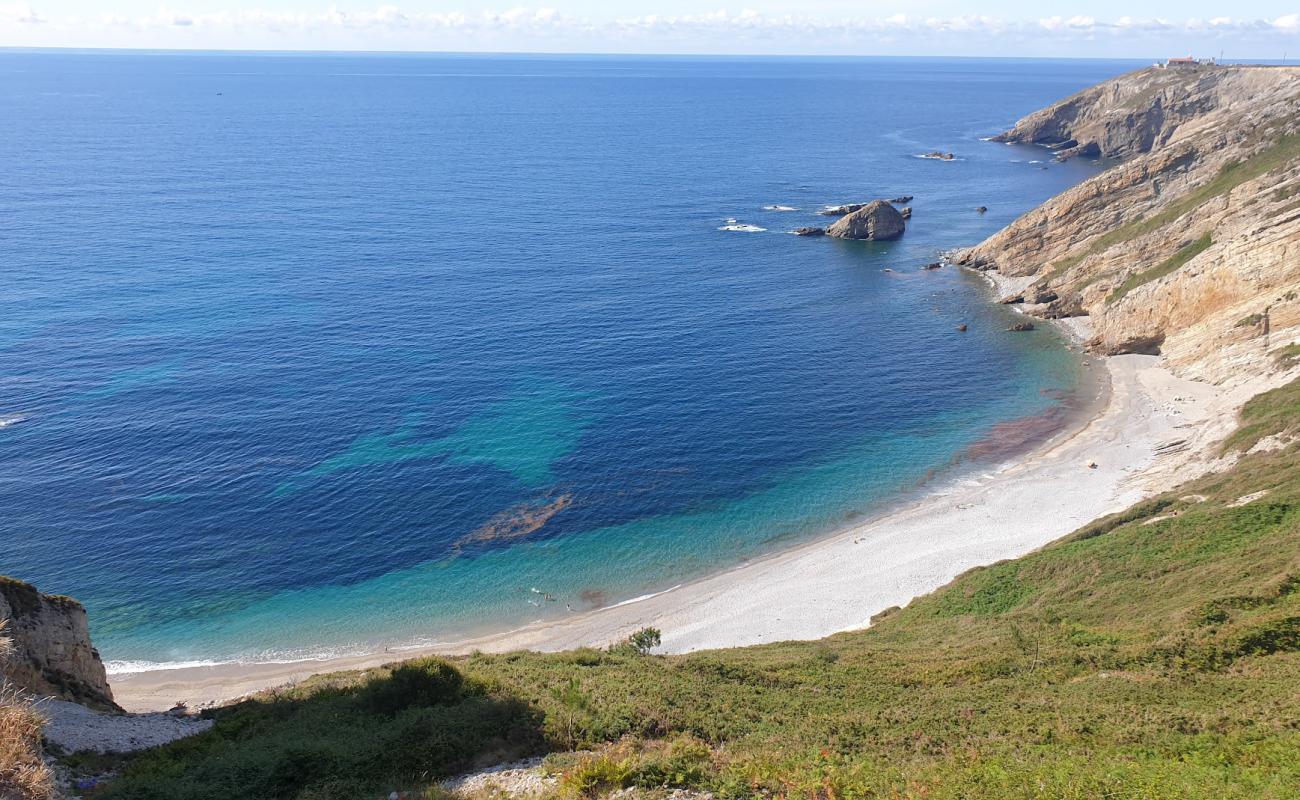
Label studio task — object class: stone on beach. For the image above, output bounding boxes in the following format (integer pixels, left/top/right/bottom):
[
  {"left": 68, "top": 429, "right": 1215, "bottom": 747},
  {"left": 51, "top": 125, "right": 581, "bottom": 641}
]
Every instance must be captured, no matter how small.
[{"left": 39, "top": 698, "right": 213, "bottom": 754}]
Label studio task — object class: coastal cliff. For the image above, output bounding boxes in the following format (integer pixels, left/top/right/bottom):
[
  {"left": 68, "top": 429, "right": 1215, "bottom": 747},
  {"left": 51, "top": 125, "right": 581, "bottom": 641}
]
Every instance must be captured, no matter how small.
[
  {"left": 953, "top": 65, "right": 1300, "bottom": 384},
  {"left": 0, "top": 576, "right": 119, "bottom": 712}
]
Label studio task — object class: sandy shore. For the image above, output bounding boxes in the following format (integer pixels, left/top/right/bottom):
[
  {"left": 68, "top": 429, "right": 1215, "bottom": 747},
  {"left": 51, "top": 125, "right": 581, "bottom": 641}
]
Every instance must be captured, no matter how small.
[{"left": 113, "top": 303, "right": 1260, "bottom": 713}]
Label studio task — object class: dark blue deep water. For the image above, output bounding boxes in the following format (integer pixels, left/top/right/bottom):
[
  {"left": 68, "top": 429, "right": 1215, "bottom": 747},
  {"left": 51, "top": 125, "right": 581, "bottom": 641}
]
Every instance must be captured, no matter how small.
[{"left": 0, "top": 52, "right": 1142, "bottom": 669}]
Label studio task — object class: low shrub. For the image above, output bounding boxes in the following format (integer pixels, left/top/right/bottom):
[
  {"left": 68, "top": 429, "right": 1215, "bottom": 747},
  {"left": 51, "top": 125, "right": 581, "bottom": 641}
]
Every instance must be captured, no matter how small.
[{"left": 361, "top": 658, "right": 465, "bottom": 715}]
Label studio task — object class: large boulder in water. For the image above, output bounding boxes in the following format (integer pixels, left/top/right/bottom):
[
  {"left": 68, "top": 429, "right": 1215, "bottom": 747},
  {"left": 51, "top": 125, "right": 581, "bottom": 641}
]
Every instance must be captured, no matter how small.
[{"left": 826, "top": 200, "right": 906, "bottom": 241}]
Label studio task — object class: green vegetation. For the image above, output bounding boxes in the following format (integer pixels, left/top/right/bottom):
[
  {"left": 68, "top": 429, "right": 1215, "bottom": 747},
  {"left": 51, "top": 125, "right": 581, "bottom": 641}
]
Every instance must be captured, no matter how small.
[
  {"left": 1108, "top": 232, "right": 1212, "bottom": 304},
  {"left": 96, "top": 381, "right": 1300, "bottom": 800},
  {"left": 1274, "top": 343, "right": 1300, "bottom": 371},
  {"left": 1220, "top": 377, "right": 1300, "bottom": 453},
  {"left": 550, "top": 736, "right": 712, "bottom": 797},
  {"left": 621, "top": 627, "right": 662, "bottom": 656},
  {"left": 1236, "top": 313, "right": 1266, "bottom": 329},
  {"left": 93, "top": 657, "right": 547, "bottom": 800},
  {"left": 1045, "top": 134, "right": 1300, "bottom": 282}
]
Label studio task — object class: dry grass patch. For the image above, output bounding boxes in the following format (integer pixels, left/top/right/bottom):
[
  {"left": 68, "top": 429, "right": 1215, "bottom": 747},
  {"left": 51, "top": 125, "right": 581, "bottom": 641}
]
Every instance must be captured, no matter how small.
[{"left": 0, "top": 624, "right": 54, "bottom": 800}]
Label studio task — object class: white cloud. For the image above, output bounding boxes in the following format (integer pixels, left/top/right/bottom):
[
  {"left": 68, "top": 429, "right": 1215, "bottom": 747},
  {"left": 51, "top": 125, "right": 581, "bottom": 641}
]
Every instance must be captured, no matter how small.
[
  {"left": 0, "top": 3, "right": 43, "bottom": 24},
  {"left": 4, "top": 5, "right": 1300, "bottom": 52},
  {"left": 1273, "top": 14, "right": 1300, "bottom": 31}
]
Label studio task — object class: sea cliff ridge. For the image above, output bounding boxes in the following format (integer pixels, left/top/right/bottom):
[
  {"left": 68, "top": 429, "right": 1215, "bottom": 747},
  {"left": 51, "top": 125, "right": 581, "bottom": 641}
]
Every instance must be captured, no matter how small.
[{"left": 953, "top": 64, "right": 1300, "bottom": 384}]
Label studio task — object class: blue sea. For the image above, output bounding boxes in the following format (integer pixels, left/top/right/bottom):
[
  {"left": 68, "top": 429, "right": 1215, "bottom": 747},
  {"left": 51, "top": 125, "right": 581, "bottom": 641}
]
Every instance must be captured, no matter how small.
[{"left": 0, "top": 52, "right": 1142, "bottom": 670}]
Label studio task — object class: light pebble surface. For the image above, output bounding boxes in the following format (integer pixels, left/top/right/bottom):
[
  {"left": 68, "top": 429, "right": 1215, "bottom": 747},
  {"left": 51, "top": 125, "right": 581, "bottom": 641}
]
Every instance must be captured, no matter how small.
[
  {"left": 108, "top": 320, "right": 1287, "bottom": 712},
  {"left": 37, "top": 698, "right": 213, "bottom": 754},
  {"left": 440, "top": 757, "right": 556, "bottom": 797}
]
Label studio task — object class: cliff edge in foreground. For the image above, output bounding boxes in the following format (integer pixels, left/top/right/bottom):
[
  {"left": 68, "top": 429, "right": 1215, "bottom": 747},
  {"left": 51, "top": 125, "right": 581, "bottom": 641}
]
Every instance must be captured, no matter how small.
[
  {"left": 953, "top": 65, "right": 1300, "bottom": 384},
  {"left": 0, "top": 576, "right": 119, "bottom": 712}
]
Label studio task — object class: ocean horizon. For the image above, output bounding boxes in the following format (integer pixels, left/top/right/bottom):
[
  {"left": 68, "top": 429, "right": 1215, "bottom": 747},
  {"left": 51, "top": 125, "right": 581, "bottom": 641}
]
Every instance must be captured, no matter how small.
[{"left": 1, "top": 52, "right": 1144, "bottom": 670}]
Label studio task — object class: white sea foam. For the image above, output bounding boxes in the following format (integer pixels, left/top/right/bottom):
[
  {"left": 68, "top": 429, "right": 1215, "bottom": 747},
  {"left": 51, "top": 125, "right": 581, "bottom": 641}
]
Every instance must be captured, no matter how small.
[
  {"left": 105, "top": 659, "right": 227, "bottom": 675},
  {"left": 610, "top": 584, "right": 683, "bottom": 609},
  {"left": 718, "top": 224, "right": 767, "bottom": 232},
  {"left": 105, "top": 645, "right": 369, "bottom": 674},
  {"left": 762, "top": 205, "right": 798, "bottom": 212},
  {"left": 0, "top": 415, "right": 27, "bottom": 428}
]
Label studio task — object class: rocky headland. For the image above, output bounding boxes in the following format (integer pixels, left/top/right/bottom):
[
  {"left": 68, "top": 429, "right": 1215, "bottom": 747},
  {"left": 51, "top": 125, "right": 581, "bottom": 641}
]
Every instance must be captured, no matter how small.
[{"left": 952, "top": 65, "right": 1300, "bottom": 384}]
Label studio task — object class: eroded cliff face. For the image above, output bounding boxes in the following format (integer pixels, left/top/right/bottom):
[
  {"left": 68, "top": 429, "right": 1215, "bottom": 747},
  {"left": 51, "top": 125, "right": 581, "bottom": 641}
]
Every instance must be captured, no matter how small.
[
  {"left": 0, "top": 576, "right": 119, "bottom": 712},
  {"left": 953, "top": 65, "right": 1300, "bottom": 384}
]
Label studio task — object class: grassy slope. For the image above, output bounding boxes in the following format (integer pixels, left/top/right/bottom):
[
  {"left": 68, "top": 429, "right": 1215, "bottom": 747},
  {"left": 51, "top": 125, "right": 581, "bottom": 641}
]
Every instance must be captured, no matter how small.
[{"left": 96, "top": 381, "right": 1300, "bottom": 800}]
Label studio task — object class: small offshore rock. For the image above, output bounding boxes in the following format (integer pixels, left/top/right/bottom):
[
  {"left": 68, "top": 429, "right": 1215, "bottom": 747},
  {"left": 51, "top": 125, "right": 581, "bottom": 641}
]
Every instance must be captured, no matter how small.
[
  {"left": 899, "top": 206, "right": 912, "bottom": 219},
  {"left": 976, "top": 205, "right": 988, "bottom": 213},
  {"left": 922, "top": 151, "right": 956, "bottom": 160},
  {"left": 890, "top": 195, "right": 913, "bottom": 204},
  {"left": 956, "top": 323, "right": 968, "bottom": 332},
  {"left": 792, "top": 226, "right": 826, "bottom": 236},
  {"left": 922, "top": 262, "right": 942, "bottom": 270},
  {"left": 1008, "top": 321, "right": 1036, "bottom": 332},
  {"left": 826, "top": 200, "right": 906, "bottom": 241}
]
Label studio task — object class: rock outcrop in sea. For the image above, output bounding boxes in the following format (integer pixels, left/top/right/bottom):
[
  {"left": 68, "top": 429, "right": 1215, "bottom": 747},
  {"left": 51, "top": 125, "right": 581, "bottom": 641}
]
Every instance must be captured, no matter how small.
[
  {"left": 952, "top": 65, "right": 1300, "bottom": 382},
  {"left": 826, "top": 200, "right": 906, "bottom": 241},
  {"left": 0, "top": 576, "right": 120, "bottom": 711}
]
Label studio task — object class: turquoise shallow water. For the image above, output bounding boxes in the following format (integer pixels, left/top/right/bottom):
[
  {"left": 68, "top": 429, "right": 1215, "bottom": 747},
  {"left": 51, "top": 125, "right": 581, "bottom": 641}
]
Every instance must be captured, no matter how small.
[{"left": 0, "top": 53, "right": 1141, "bottom": 669}]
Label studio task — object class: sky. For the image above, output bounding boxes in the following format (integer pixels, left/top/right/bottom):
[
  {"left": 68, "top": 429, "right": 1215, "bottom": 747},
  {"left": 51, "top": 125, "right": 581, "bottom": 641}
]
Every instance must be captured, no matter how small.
[{"left": 2, "top": 2, "right": 1300, "bottom": 57}]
